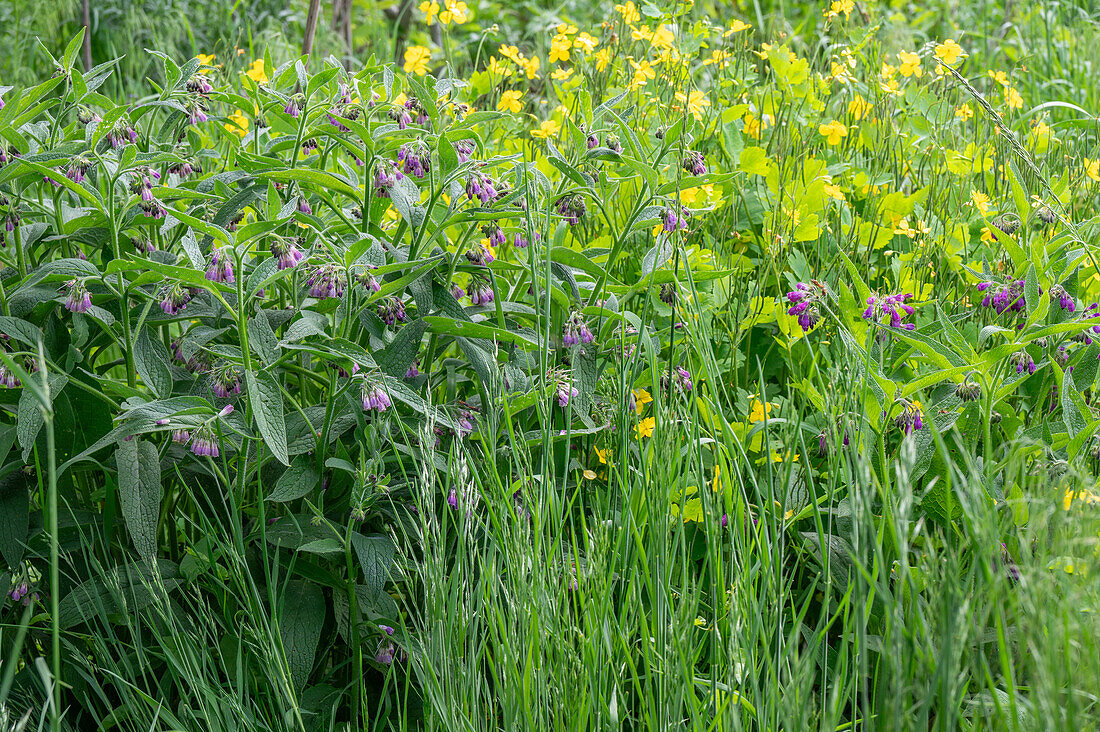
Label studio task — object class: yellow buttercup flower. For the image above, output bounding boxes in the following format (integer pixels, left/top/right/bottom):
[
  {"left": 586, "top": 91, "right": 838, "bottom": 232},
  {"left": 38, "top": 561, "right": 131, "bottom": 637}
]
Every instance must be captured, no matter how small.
[
  {"left": 551, "top": 67, "right": 574, "bottom": 82},
  {"left": 497, "top": 90, "right": 522, "bottom": 114},
  {"left": 593, "top": 48, "right": 612, "bottom": 72},
  {"left": 970, "top": 190, "right": 991, "bottom": 214},
  {"left": 956, "top": 103, "right": 973, "bottom": 120},
  {"left": 651, "top": 24, "right": 675, "bottom": 50},
  {"left": 935, "top": 39, "right": 965, "bottom": 65},
  {"left": 595, "top": 448, "right": 611, "bottom": 464},
  {"left": 440, "top": 0, "right": 469, "bottom": 24},
  {"left": 419, "top": 1, "right": 439, "bottom": 24},
  {"left": 531, "top": 119, "right": 561, "bottom": 139},
  {"left": 675, "top": 89, "right": 710, "bottom": 121},
  {"left": 614, "top": 1, "right": 640, "bottom": 24},
  {"left": 980, "top": 226, "right": 996, "bottom": 243},
  {"left": 635, "top": 416, "right": 656, "bottom": 439},
  {"left": 897, "top": 51, "right": 922, "bottom": 78},
  {"left": 748, "top": 398, "right": 776, "bottom": 423},
  {"left": 824, "top": 0, "right": 854, "bottom": 19},
  {"left": 519, "top": 55, "right": 540, "bottom": 78},
  {"left": 244, "top": 58, "right": 268, "bottom": 84},
  {"left": 631, "top": 25, "right": 654, "bottom": 42},
  {"left": 848, "top": 94, "right": 871, "bottom": 120},
  {"left": 499, "top": 45, "right": 522, "bottom": 64},
  {"left": 404, "top": 45, "right": 431, "bottom": 75},
  {"left": 629, "top": 58, "right": 656, "bottom": 89},
  {"left": 893, "top": 218, "right": 930, "bottom": 238},
  {"left": 574, "top": 32, "right": 599, "bottom": 54},
  {"left": 819, "top": 120, "right": 848, "bottom": 145},
  {"left": 196, "top": 53, "right": 217, "bottom": 75},
  {"left": 1085, "top": 159, "right": 1100, "bottom": 182},
  {"left": 557, "top": 23, "right": 578, "bottom": 35},
  {"left": 1063, "top": 488, "right": 1100, "bottom": 510},
  {"left": 549, "top": 34, "right": 573, "bottom": 64},
  {"left": 488, "top": 56, "right": 514, "bottom": 79},
  {"left": 633, "top": 389, "right": 653, "bottom": 414},
  {"left": 725, "top": 20, "right": 750, "bottom": 34},
  {"left": 224, "top": 109, "right": 249, "bottom": 138},
  {"left": 1004, "top": 86, "right": 1023, "bottom": 110}
]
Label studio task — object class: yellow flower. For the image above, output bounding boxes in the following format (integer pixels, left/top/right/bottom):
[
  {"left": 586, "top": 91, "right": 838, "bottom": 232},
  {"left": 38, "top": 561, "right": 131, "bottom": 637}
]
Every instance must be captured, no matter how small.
[
  {"left": 531, "top": 119, "right": 561, "bottom": 139},
  {"left": 956, "top": 103, "right": 974, "bottom": 120},
  {"left": 224, "top": 109, "right": 249, "bottom": 138},
  {"left": 593, "top": 48, "right": 612, "bottom": 72},
  {"left": 614, "top": 1, "right": 640, "bottom": 23},
  {"left": 935, "top": 39, "right": 965, "bottom": 65},
  {"left": 819, "top": 120, "right": 848, "bottom": 145},
  {"left": 988, "top": 69, "right": 1010, "bottom": 87},
  {"left": 848, "top": 94, "right": 871, "bottom": 120},
  {"left": 631, "top": 25, "right": 654, "bottom": 42},
  {"left": 824, "top": 183, "right": 845, "bottom": 201},
  {"left": 499, "top": 44, "right": 522, "bottom": 64},
  {"left": 196, "top": 53, "right": 217, "bottom": 75},
  {"left": 488, "top": 56, "right": 514, "bottom": 78},
  {"left": 439, "top": 0, "right": 469, "bottom": 24},
  {"left": 497, "top": 90, "right": 522, "bottom": 114},
  {"left": 897, "top": 51, "right": 922, "bottom": 78},
  {"left": 704, "top": 49, "right": 732, "bottom": 66},
  {"left": 651, "top": 24, "right": 675, "bottom": 50},
  {"left": 629, "top": 58, "right": 656, "bottom": 89},
  {"left": 595, "top": 448, "right": 611, "bottom": 464},
  {"left": 244, "top": 58, "right": 268, "bottom": 84},
  {"left": 824, "top": 0, "right": 854, "bottom": 19},
  {"left": 980, "top": 226, "right": 996, "bottom": 243},
  {"left": 675, "top": 89, "right": 710, "bottom": 121},
  {"left": 1086, "top": 159, "right": 1100, "bottom": 182},
  {"left": 574, "top": 32, "right": 599, "bottom": 54},
  {"left": 1004, "top": 86, "right": 1023, "bottom": 110},
  {"left": 551, "top": 67, "right": 574, "bottom": 81},
  {"left": 519, "top": 55, "right": 540, "bottom": 78},
  {"left": 893, "top": 218, "right": 930, "bottom": 238},
  {"left": 582, "top": 469, "right": 597, "bottom": 481},
  {"left": 419, "top": 1, "right": 439, "bottom": 24},
  {"left": 635, "top": 416, "right": 655, "bottom": 439},
  {"left": 1063, "top": 488, "right": 1100, "bottom": 510},
  {"left": 970, "top": 190, "right": 990, "bottom": 214},
  {"left": 557, "top": 23, "right": 578, "bottom": 35},
  {"left": 549, "top": 34, "right": 573, "bottom": 64},
  {"left": 748, "top": 398, "right": 776, "bottom": 423},
  {"left": 633, "top": 389, "right": 653, "bottom": 414},
  {"left": 726, "top": 20, "right": 750, "bottom": 34},
  {"left": 403, "top": 45, "right": 431, "bottom": 76}
]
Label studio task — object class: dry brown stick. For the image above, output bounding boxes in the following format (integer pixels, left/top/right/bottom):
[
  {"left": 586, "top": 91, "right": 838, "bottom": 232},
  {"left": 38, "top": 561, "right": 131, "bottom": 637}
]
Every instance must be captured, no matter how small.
[
  {"left": 303, "top": 0, "right": 323, "bottom": 57},
  {"left": 82, "top": 0, "right": 92, "bottom": 70}
]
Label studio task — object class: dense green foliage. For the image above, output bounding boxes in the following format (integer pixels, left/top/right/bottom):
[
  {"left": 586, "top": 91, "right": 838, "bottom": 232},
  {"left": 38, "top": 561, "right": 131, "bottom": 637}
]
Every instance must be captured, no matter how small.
[{"left": 2, "top": 1, "right": 1100, "bottom": 730}]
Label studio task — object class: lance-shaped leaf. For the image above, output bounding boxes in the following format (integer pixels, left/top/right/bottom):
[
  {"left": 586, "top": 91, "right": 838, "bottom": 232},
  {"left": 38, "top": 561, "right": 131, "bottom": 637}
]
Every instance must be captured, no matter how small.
[
  {"left": 246, "top": 370, "right": 290, "bottom": 466},
  {"left": 115, "top": 437, "right": 162, "bottom": 559}
]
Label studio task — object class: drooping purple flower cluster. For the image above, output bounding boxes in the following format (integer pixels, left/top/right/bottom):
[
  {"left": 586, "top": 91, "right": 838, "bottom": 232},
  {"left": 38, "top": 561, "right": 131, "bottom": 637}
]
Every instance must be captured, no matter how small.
[
  {"left": 106, "top": 120, "right": 138, "bottom": 149},
  {"left": 682, "top": 150, "right": 706, "bottom": 175},
  {"left": 271, "top": 238, "right": 305, "bottom": 270},
  {"left": 7, "top": 581, "right": 38, "bottom": 606},
  {"left": 786, "top": 281, "right": 826, "bottom": 331},
  {"left": 372, "top": 161, "right": 403, "bottom": 198},
  {"left": 307, "top": 265, "right": 346, "bottom": 299},
  {"left": 397, "top": 142, "right": 431, "bottom": 178},
  {"left": 481, "top": 222, "right": 506, "bottom": 248},
  {"left": 377, "top": 296, "right": 407, "bottom": 326},
  {"left": 406, "top": 360, "right": 420, "bottom": 379},
  {"left": 1073, "top": 304, "right": 1100, "bottom": 344},
  {"left": 188, "top": 103, "right": 208, "bottom": 125},
  {"left": 205, "top": 247, "right": 235, "bottom": 284},
  {"left": 454, "top": 140, "right": 475, "bottom": 162},
  {"left": 862, "top": 292, "right": 916, "bottom": 330},
  {"left": 513, "top": 231, "right": 540, "bottom": 249},
  {"left": 465, "top": 243, "right": 495, "bottom": 266},
  {"left": 171, "top": 429, "right": 190, "bottom": 444},
  {"left": 361, "top": 381, "right": 392, "bottom": 413},
  {"left": 660, "top": 283, "right": 678, "bottom": 306},
  {"left": 283, "top": 94, "right": 302, "bottom": 118},
  {"left": 465, "top": 172, "right": 498, "bottom": 204},
  {"left": 1049, "top": 284, "right": 1075, "bottom": 313},
  {"left": 66, "top": 157, "right": 90, "bottom": 183},
  {"left": 63, "top": 279, "right": 92, "bottom": 313},
  {"left": 160, "top": 283, "right": 195, "bottom": 315},
  {"left": 211, "top": 364, "right": 242, "bottom": 399},
  {"left": 356, "top": 268, "right": 381, "bottom": 293},
  {"left": 0, "top": 364, "right": 19, "bottom": 388},
  {"left": 976, "top": 279, "right": 1026, "bottom": 315},
  {"left": 563, "top": 311, "right": 595, "bottom": 347},
  {"left": 297, "top": 196, "right": 312, "bottom": 216},
  {"left": 1010, "top": 350, "right": 1037, "bottom": 375},
  {"left": 556, "top": 378, "right": 579, "bottom": 407},
  {"left": 586, "top": 132, "right": 599, "bottom": 149},
  {"left": 190, "top": 426, "right": 220, "bottom": 458},
  {"left": 167, "top": 159, "right": 199, "bottom": 178},
  {"left": 556, "top": 194, "right": 587, "bottom": 226},
  {"left": 187, "top": 77, "right": 214, "bottom": 96},
  {"left": 893, "top": 401, "right": 924, "bottom": 435},
  {"left": 467, "top": 276, "right": 495, "bottom": 306},
  {"left": 456, "top": 408, "right": 476, "bottom": 436},
  {"left": 662, "top": 205, "right": 689, "bottom": 233}
]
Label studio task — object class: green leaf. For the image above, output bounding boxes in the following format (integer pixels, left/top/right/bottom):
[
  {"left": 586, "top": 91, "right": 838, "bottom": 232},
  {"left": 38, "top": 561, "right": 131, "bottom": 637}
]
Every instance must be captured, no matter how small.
[
  {"left": 377, "top": 318, "right": 427, "bottom": 378},
  {"left": 350, "top": 532, "right": 395, "bottom": 594},
  {"left": 133, "top": 328, "right": 173, "bottom": 398},
  {"left": 0, "top": 467, "right": 30, "bottom": 570},
  {"left": 267, "top": 455, "right": 321, "bottom": 503},
  {"left": 115, "top": 438, "right": 162, "bottom": 559},
  {"left": 279, "top": 580, "right": 325, "bottom": 692},
  {"left": 17, "top": 374, "right": 68, "bottom": 461},
  {"left": 248, "top": 313, "right": 280, "bottom": 365},
  {"left": 246, "top": 370, "right": 289, "bottom": 466},
  {"left": 58, "top": 559, "right": 180, "bottom": 628}
]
